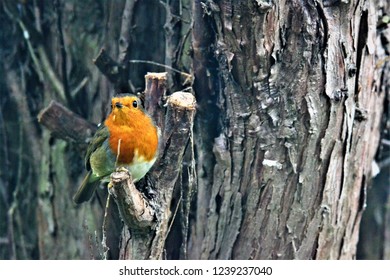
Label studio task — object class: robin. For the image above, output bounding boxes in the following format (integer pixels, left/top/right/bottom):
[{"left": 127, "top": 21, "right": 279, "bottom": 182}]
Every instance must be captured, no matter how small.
[{"left": 73, "top": 94, "right": 159, "bottom": 204}]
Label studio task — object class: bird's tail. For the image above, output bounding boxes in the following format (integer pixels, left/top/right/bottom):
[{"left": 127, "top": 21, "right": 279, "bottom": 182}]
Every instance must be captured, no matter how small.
[{"left": 73, "top": 171, "right": 100, "bottom": 204}]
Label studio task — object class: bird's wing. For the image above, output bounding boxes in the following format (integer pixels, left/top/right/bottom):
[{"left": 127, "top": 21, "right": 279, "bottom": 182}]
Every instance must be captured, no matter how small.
[{"left": 85, "top": 124, "right": 109, "bottom": 171}]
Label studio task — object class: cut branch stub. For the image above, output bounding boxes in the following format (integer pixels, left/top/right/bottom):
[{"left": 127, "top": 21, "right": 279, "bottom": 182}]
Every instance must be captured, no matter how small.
[
  {"left": 37, "top": 100, "right": 96, "bottom": 146},
  {"left": 144, "top": 72, "right": 168, "bottom": 132},
  {"left": 153, "top": 91, "right": 196, "bottom": 190},
  {"left": 108, "top": 168, "right": 155, "bottom": 230},
  {"left": 149, "top": 91, "right": 196, "bottom": 259}
]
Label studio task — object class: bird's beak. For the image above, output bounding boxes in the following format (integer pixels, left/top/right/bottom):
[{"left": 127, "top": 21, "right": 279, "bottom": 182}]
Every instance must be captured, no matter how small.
[{"left": 115, "top": 102, "right": 123, "bottom": 109}]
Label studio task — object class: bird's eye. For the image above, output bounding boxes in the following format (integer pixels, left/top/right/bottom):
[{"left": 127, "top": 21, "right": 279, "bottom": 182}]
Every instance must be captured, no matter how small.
[{"left": 132, "top": 100, "right": 138, "bottom": 108}]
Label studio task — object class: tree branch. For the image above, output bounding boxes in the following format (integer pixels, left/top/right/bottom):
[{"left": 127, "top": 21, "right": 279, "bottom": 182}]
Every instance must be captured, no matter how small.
[
  {"left": 108, "top": 169, "right": 155, "bottom": 229},
  {"left": 144, "top": 72, "right": 168, "bottom": 135},
  {"left": 37, "top": 101, "right": 96, "bottom": 146},
  {"left": 149, "top": 91, "right": 196, "bottom": 259},
  {"left": 93, "top": 48, "right": 121, "bottom": 87}
]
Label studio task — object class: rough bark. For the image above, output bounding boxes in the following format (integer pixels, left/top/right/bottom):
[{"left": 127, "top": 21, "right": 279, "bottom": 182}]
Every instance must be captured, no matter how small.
[{"left": 189, "top": 0, "right": 386, "bottom": 260}]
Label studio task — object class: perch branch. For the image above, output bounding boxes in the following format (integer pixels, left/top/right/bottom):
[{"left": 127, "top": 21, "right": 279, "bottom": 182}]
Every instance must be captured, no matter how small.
[{"left": 108, "top": 169, "right": 155, "bottom": 229}]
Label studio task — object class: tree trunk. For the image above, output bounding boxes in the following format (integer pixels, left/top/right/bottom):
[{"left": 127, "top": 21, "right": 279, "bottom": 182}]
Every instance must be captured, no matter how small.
[
  {"left": 189, "top": 0, "right": 387, "bottom": 259},
  {"left": 0, "top": 0, "right": 388, "bottom": 260}
]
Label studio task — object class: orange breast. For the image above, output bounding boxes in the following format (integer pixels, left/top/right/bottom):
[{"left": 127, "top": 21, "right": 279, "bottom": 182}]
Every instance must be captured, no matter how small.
[{"left": 104, "top": 111, "right": 158, "bottom": 165}]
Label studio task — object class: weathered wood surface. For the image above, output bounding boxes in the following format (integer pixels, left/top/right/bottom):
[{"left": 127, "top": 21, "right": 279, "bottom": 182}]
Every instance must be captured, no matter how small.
[{"left": 190, "top": 0, "right": 387, "bottom": 259}]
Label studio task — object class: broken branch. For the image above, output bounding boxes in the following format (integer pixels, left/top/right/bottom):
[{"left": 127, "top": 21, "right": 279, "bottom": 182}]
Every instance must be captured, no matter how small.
[{"left": 37, "top": 100, "right": 96, "bottom": 146}]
